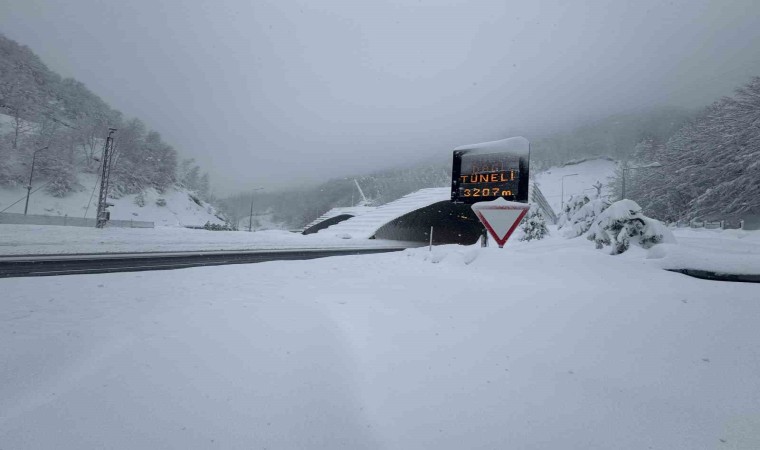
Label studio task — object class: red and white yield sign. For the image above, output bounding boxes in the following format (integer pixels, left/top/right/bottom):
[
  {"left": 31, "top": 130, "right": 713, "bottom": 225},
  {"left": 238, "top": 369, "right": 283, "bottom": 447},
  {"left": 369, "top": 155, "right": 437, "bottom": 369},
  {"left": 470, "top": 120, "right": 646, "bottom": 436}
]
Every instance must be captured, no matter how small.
[{"left": 471, "top": 197, "right": 530, "bottom": 248}]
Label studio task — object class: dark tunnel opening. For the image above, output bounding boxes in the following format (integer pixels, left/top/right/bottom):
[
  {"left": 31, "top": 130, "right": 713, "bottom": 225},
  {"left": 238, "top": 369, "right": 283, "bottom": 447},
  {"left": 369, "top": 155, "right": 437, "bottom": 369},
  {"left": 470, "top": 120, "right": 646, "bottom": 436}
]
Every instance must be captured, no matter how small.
[
  {"left": 373, "top": 201, "right": 485, "bottom": 245},
  {"left": 302, "top": 214, "right": 355, "bottom": 235}
]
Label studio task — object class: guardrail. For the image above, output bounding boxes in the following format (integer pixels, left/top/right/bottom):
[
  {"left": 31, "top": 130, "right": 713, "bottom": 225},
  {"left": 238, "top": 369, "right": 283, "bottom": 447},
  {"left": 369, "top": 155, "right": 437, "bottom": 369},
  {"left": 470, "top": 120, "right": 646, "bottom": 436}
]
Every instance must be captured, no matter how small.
[
  {"left": 673, "top": 219, "right": 744, "bottom": 230},
  {"left": 530, "top": 183, "right": 558, "bottom": 224},
  {"left": 0, "top": 213, "right": 154, "bottom": 228}
]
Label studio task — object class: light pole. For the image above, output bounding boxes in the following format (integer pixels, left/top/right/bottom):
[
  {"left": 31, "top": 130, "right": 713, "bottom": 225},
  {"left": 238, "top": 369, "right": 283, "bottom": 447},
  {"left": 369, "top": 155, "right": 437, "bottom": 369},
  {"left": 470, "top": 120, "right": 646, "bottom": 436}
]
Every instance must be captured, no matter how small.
[
  {"left": 561, "top": 173, "right": 579, "bottom": 211},
  {"left": 24, "top": 146, "right": 49, "bottom": 215},
  {"left": 248, "top": 187, "right": 264, "bottom": 232},
  {"left": 621, "top": 162, "right": 662, "bottom": 199}
]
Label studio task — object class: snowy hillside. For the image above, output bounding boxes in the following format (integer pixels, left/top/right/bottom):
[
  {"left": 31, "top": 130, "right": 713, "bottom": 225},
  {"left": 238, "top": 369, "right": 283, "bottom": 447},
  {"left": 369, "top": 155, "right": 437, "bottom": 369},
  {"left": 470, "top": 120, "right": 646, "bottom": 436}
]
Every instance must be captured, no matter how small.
[
  {"left": 0, "top": 173, "right": 224, "bottom": 227},
  {"left": 1, "top": 109, "right": 222, "bottom": 227},
  {"left": 533, "top": 158, "right": 617, "bottom": 212}
]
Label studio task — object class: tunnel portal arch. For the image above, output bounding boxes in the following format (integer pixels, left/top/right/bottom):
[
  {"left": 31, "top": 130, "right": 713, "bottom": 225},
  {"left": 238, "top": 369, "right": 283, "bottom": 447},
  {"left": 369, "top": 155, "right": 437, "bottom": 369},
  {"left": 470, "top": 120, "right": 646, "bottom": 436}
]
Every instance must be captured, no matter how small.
[{"left": 373, "top": 201, "right": 485, "bottom": 245}]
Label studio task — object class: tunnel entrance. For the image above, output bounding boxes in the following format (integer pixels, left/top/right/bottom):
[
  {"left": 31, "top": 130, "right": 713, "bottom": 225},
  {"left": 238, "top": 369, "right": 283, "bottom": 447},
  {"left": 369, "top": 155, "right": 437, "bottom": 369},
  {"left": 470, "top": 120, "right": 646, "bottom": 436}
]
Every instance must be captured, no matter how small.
[
  {"left": 373, "top": 201, "right": 485, "bottom": 245},
  {"left": 302, "top": 214, "right": 354, "bottom": 235}
]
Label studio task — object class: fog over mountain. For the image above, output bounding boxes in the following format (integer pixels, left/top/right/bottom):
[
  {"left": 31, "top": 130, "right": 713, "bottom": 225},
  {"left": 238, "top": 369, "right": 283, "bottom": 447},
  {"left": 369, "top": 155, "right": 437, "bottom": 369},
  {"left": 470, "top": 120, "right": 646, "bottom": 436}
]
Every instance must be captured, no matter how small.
[{"left": 2, "top": 0, "right": 759, "bottom": 194}]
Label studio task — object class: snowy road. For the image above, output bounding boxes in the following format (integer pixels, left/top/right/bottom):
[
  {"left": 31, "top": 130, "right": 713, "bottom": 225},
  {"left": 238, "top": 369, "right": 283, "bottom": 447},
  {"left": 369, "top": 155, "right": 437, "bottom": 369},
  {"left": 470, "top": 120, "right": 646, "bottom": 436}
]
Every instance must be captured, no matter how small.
[
  {"left": 2, "top": 234, "right": 759, "bottom": 449},
  {"left": 0, "top": 247, "right": 408, "bottom": 278},
  {"left": 0, "top": 225, "right": 417, "bottom": 256}
]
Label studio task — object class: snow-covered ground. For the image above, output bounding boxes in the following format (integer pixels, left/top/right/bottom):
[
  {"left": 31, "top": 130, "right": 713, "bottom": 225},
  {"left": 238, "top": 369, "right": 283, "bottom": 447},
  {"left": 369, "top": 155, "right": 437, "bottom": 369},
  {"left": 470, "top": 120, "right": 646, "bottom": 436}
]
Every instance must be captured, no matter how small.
[
  {"left": 2, "top": 231, "right": 759, "bottom": 449},
  {"left": 0, "top": 173, "right": 223, "bottom": 227},
  {"left": 0, "top": 225, "right": 415, "bottom": 255},
  {"left": 2, "top": 222, "right": 758, "bottom": 276},
  {"left": 533, "top": 158, "right": 617, "bottom": 212},
  {"left": 651, "top": 227, "right": 760, "bottom": 275}
]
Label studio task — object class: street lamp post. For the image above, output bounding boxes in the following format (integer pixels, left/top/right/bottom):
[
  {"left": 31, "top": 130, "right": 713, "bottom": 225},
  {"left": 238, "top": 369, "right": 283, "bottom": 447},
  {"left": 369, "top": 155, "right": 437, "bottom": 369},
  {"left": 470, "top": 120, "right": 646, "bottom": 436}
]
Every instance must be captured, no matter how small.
[
  {"left": 561, "top": 173, "right": 579, "bottom": 211},
  {"left": 248, "top": 187, "right": 264, "bottom": 232},
  {"left": 24, "top": 146, "right": 49, "bottom": 215},
  {"left": 621, "top": 162, "right": 662, "bottom": 199}
]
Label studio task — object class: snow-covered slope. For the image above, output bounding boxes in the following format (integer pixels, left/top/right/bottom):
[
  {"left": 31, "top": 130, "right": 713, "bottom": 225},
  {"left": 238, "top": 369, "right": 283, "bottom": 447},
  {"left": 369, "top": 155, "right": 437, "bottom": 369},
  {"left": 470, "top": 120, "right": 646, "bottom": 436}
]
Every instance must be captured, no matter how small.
[
  {"left": 0, "top": 173, "right": 223, "bottom": 227},
  {"left": 318, "top": 187, "right": 450, "bottom": 239},
  {"left": 532, "top": 158, "right": 617, "bottom": 212},
  {"left": 0, "top": 112, "right": 36, "bottom": 134}
]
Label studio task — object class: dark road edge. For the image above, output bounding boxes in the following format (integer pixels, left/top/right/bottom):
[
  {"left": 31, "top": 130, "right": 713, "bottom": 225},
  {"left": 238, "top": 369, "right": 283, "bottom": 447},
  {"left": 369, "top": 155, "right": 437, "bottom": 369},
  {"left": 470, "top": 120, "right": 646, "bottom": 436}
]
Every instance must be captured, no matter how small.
[
  {"left": 666, "top": 268, "right": 760, "bottom": 283},
  {"left": 0, "top": 248, "right": 407, "bottom": 278}
]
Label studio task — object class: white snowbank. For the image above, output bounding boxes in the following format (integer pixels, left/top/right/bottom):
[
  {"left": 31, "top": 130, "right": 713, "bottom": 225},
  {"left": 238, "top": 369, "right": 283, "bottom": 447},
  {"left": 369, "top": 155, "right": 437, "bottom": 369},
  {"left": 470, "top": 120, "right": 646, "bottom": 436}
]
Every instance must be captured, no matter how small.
[
  {"left": 1, "top": 232, "right": 759, "bottom": 449},
  {"left": 649, "top": 227, "right": 760, "bottom": 275}
]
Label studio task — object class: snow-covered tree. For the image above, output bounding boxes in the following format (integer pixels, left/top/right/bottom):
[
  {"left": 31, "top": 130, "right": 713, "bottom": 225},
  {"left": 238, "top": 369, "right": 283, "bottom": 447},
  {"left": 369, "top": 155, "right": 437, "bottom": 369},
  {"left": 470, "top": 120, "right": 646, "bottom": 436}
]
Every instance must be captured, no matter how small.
[
  {"left": 560, "top": 198, "right": 611, "bottom": 238},
  {"left": 520, "top": 208, "right": 549, "bottom": 241},
  {"left": 558, "top": 193, "right": 591, "bottom": 229},
  {"left": 134, "top": 191, "right": 146, "bottom": 207},
  {"left": 0, "top": 32, "right": 207, "bottom": 203},
  {"left": 587, "top": 200, "right": 675, "bottom": 254},
  {"left": 620, "top": 76, "right": 760, "bottom": 221}
]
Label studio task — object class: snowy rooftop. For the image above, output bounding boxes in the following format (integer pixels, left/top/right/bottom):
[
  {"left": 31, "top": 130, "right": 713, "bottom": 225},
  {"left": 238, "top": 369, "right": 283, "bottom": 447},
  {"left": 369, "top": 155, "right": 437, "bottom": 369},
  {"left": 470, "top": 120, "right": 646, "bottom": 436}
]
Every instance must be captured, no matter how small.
[
  {"left": 301, "top": 205, "right": 377, "bottom": 232},
  {"left": 317, "top": 187, "right": 451, "bottom": 239}
]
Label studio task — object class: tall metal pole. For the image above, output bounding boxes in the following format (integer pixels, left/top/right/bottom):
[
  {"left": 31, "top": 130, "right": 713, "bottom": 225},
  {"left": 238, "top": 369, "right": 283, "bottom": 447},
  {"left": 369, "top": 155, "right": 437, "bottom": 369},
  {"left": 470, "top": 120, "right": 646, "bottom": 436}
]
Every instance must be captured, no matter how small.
[
  {"left": 23, "top": 146, "right": 48, "bottom": 215},
  {"left": 96, "top": 128, "right": 117, "bottom": 228},
  {"left": 354, "top": 179, "right": 368, "bottom": 204},
  {"left": 248, "top": 195, "right": 254, "bottom": 232},
  {"left": 247, "top": 187, "right": 264, "bottom": 232},
  {"left": 561, "top": 173, "right": 579, "bottom": 211},
  {"left": 621, "top": 167, "right": 627, "bottom": 200}
]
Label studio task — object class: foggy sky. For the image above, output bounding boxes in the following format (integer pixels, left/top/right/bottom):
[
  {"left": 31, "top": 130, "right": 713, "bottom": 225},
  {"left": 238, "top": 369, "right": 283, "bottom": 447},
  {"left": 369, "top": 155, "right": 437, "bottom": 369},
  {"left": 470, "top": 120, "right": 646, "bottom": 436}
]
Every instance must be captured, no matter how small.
[{"left": 2, "top": 0, "right": 760, "bottom": 194}]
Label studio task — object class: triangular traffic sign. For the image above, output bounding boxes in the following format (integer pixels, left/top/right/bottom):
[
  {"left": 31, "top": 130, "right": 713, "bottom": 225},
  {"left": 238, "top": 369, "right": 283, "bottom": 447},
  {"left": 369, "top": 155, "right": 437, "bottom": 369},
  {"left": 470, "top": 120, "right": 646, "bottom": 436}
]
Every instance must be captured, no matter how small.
[{"left": 471, "top": 198, "right": 530, "bottom": 248}]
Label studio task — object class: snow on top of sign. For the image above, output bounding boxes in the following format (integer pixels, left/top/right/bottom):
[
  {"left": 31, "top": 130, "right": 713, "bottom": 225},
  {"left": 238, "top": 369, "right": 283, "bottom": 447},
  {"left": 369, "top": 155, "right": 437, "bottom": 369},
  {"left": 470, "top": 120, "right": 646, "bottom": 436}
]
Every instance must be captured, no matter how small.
[
  {"left": 453, "top": 136, "right": 529, "bottom": 154},
  {"left": 318, "top": 187, "right": 450, "bottom": 239},
  {"left": 470, "top": 197, "right": 530, "bottom": 211}
]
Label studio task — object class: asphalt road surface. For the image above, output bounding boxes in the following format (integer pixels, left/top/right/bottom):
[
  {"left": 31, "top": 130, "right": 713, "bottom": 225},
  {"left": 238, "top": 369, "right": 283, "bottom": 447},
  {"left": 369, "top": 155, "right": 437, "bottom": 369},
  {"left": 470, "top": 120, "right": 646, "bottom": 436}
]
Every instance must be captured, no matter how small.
[
  {"left": 2, "top": 249, "right": 756, "bottom": 283},
  {"left": 0, "top": 247, "right": 407, "bottom": 278}
]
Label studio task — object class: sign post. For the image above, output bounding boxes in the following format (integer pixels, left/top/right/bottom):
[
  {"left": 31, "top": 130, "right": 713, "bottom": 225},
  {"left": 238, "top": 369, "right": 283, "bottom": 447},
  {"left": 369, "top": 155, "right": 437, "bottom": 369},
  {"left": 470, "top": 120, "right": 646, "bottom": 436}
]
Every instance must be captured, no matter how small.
[{"left": 451, "top": 136, "right": 531, "bottom": 248}]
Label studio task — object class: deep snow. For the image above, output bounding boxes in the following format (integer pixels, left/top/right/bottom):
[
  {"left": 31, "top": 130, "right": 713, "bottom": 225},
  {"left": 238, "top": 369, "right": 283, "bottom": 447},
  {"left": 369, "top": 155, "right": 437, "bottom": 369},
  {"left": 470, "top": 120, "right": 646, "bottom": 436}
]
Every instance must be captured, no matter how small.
[
  {"left": 2, "top": 223, "right": 758, "bottom": 277},
  {"left": 1, "top": 231, "right": 759, "bottom": 449}
]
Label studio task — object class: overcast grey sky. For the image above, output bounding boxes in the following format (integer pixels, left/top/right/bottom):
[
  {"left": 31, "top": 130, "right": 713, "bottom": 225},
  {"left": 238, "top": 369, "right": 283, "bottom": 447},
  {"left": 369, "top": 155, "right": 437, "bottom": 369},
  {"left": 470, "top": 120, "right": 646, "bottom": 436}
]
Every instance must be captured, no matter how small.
[{"left": 1, "top": 0, "right": 759, "bottom": 194}]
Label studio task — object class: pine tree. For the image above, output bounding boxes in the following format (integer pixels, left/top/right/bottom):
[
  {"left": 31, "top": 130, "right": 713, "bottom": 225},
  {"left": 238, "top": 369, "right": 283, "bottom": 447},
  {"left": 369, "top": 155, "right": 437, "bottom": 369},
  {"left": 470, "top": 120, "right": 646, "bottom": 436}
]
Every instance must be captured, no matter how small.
[
  {"left": 586, "top": 200, "right": 674, "bottom": 254},
  {"left": 558, "top": 194, "right": 591, "bottom": 228},
  {"left": 520, "top": 208, "right": 549, "bottom": 241}
]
